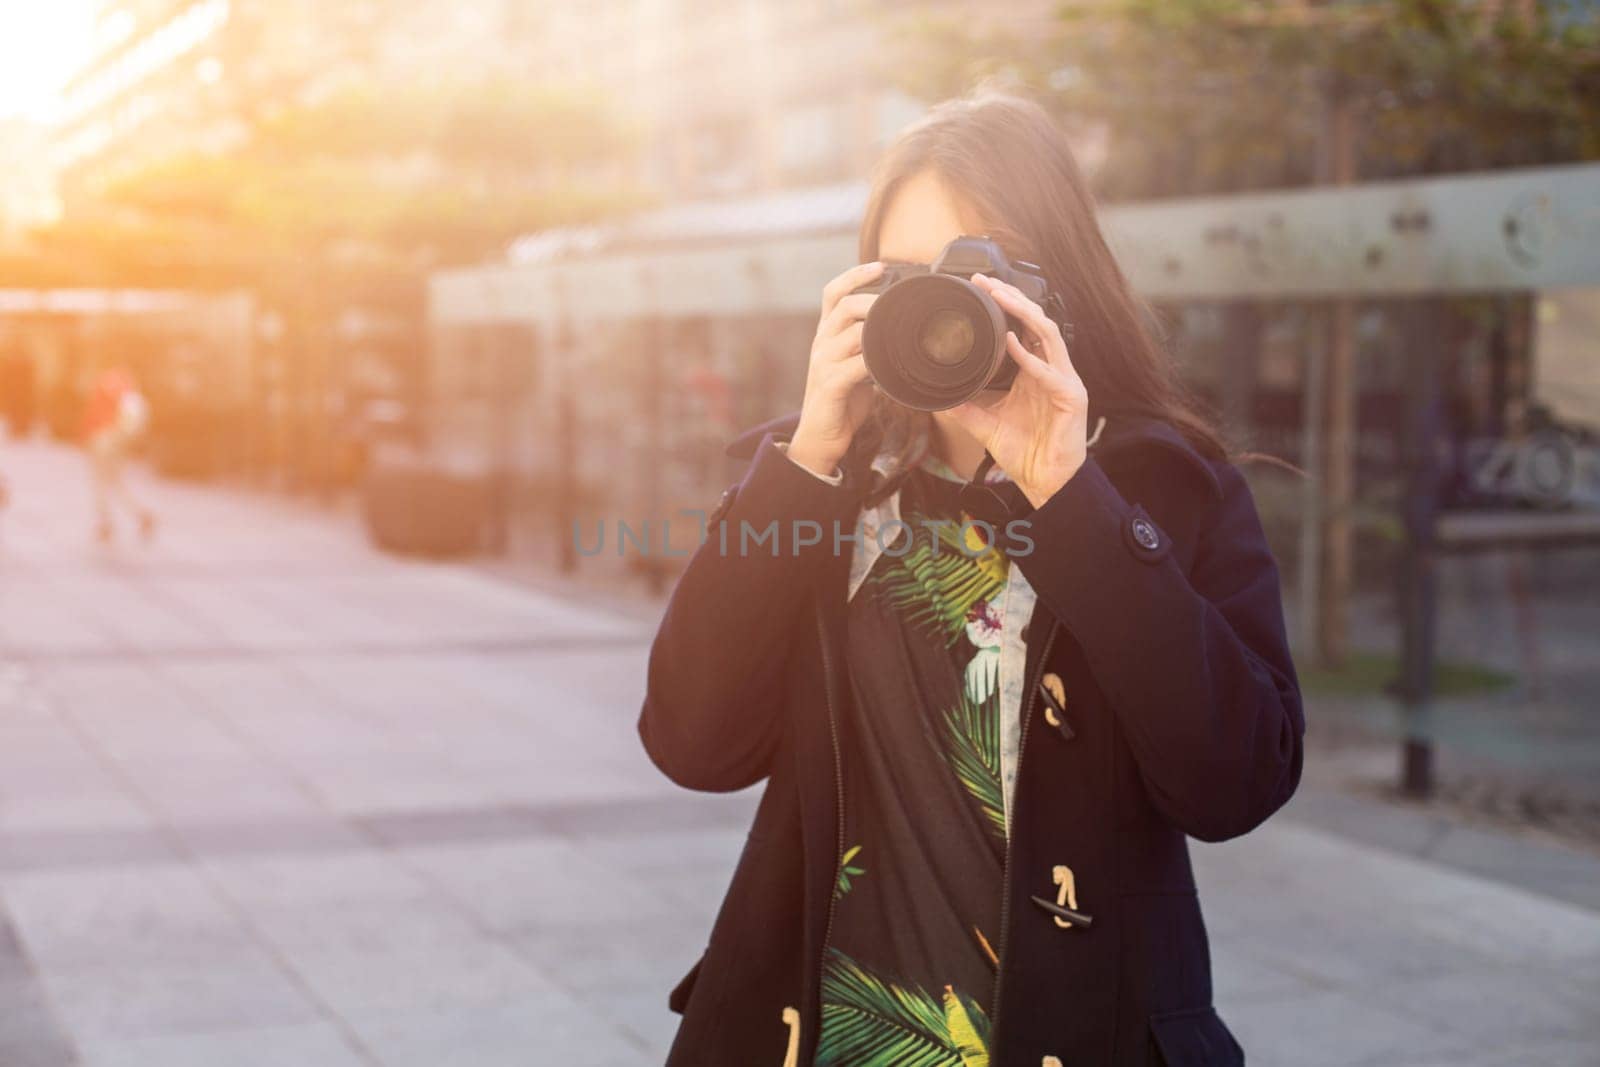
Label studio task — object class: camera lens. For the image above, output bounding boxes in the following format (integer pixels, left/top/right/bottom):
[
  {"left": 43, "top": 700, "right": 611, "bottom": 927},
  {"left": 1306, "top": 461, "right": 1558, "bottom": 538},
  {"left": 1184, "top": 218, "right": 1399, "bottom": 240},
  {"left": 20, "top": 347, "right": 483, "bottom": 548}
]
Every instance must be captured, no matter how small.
[
  {"left": 861, "top": 274, "right": 1011, "bottom": 411},
  {"left": 916, "top": 308, "right": 976, "bottom": 367}
]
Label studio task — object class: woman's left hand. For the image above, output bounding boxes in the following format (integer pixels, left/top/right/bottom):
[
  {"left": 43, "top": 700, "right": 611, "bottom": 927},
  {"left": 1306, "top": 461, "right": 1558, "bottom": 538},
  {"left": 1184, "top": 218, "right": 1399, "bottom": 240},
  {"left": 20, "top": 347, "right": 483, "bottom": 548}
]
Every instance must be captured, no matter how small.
[{"left": 947, "top": 273, "right": 1090, "bottom": 509}]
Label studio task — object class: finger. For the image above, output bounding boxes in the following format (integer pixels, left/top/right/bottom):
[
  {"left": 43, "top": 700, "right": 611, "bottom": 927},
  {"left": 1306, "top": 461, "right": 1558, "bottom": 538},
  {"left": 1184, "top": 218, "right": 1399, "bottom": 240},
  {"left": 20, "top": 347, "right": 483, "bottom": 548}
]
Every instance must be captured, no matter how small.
[
  {"left": 985, "top": 281, "right": 1054, "bottom": 349},
  {"left": 817, "top": 354, "right": 871, "bottom": 412},
  {"left": 1005, "top": 331, "right": 1078, "bottom": 401},
  {"left": 972, "top": 273, "right": 1050, "bottom": 342},
  {"left": 980, "top": 278, "right": 1078, "bottom": 377},
  {"left": 834, "top": 352, "right": 871, "bottom": 388},
  {"left": 818, "top": 293, "right": 877, "bottom": 338},
  {"left": 1004, "top": 330, "right": 1057, "bottom": 382},
  {"left": 821, "top": 320, "right": 865, "bottom": 364},
  {"left": 821, "top": 261, "right": 885, "bottom": 319}
]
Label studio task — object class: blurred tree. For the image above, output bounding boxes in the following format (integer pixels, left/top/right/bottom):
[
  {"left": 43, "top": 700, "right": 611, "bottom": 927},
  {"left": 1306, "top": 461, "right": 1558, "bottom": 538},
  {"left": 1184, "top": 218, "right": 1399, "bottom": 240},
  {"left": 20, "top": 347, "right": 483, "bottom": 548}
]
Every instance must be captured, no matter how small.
[
  {"left": 883, "top": 0, "right": 1600, "bottom": 198},
  {"left": 14, "top": 76, "right": 651, "bottom": 289}
]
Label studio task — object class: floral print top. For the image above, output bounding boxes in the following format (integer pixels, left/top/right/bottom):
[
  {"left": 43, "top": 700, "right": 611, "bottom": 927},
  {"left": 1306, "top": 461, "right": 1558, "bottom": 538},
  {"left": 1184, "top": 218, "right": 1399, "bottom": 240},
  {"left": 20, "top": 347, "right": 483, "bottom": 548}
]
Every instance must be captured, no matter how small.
[{"left": 814, "top": 458, "right": 1018, "bottom": 1067}]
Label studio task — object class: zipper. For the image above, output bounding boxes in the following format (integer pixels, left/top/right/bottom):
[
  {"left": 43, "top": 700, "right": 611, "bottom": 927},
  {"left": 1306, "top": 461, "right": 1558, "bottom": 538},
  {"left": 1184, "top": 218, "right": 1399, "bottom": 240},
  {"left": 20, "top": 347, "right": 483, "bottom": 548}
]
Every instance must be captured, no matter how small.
[
  {"left": 988, "top": 616, "right": 1060, "bottom": 1048},
  {"left": 813, "top": 602, "right": 847, "bottom": 1051}
]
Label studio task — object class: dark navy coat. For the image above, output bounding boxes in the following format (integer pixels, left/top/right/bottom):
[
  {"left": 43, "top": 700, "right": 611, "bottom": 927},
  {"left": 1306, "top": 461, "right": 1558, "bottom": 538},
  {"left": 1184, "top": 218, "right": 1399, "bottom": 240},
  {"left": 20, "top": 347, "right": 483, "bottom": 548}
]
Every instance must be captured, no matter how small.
[{"left": 638, "top": 411, "right": 1305, "bottom": 1066}]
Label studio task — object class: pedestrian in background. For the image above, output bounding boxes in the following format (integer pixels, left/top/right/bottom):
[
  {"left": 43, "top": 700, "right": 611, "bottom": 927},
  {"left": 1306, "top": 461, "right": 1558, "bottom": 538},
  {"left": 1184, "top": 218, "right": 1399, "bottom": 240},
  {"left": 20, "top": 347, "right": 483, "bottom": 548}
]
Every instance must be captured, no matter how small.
[{"left": 82, "top": 364, "right": 156, "bottom": 545}]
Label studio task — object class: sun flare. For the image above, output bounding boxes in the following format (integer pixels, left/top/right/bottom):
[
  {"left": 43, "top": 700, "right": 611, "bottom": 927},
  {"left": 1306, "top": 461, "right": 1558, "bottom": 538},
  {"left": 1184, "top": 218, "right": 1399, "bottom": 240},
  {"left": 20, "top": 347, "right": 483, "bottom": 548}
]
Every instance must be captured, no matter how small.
[{"left": 0, "top": 1, "right": 97, "bottom": 122}]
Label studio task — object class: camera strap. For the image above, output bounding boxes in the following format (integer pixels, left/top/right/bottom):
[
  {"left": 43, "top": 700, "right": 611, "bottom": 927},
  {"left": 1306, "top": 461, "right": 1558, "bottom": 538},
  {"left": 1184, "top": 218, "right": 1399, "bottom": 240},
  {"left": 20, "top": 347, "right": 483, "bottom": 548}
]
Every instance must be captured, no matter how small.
[{"left": 958, "top": 451, "right": 1028, "bottom": 527}]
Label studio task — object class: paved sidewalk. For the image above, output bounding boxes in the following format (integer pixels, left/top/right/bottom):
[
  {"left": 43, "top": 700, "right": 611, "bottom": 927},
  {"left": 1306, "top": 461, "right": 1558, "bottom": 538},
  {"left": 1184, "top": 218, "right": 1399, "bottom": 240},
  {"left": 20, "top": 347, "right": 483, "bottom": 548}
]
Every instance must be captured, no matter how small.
[{"left": 0, "top": 439, "right": 1596, "bottom": 1066}]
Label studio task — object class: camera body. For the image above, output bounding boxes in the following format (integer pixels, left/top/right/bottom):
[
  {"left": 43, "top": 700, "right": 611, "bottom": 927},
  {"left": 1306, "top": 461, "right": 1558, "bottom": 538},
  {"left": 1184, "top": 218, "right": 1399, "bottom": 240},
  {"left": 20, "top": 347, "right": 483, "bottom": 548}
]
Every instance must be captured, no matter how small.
[
  {"left": 850, "top": 235, "right": 1069, "bottom": 411},
  {"left": 863, "top": 235, "right": 1053, "bottom": 303}
]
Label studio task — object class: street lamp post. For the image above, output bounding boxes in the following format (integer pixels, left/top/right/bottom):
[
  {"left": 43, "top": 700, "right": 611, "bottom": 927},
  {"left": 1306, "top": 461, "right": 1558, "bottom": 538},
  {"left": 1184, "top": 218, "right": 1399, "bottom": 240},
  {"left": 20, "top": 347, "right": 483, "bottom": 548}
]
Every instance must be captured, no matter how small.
[{"left": 1397, "top": 298, "right": 1443, "bottom": 798}]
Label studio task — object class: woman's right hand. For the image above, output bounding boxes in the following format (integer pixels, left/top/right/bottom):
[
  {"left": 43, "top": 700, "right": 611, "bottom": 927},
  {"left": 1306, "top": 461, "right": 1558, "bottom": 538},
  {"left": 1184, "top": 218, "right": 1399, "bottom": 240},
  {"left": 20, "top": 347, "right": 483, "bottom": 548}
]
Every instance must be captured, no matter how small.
[{"left": 786, "top": 261, "right": 885, "bottom": 478}]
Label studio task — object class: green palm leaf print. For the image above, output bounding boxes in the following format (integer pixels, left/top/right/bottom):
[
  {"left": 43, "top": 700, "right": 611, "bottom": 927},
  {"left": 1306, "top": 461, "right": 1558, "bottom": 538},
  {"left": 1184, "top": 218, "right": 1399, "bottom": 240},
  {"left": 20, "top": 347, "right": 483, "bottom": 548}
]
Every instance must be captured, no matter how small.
[
  {"left": 941, "top": 691, "right": 1005, "bottom": 839},
  {"left": 835, "top": 844, "right": 866, "bottom": 900},
  {"left": 870, "top": 518, "right": 1007, "bottom": 647},
  {"left": 816, "top": 947, "right": 991, "bottom": 1067},
  {"left": 943, "top": 985, "right": 991, "bottom": 1067}
]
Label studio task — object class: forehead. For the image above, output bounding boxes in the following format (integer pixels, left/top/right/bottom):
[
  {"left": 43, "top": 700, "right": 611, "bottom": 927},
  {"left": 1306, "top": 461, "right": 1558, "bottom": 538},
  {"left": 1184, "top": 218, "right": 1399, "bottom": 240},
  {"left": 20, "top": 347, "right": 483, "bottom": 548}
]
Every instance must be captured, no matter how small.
[{"left": 876, "top": 169, "right": 990, "bottom": 264}]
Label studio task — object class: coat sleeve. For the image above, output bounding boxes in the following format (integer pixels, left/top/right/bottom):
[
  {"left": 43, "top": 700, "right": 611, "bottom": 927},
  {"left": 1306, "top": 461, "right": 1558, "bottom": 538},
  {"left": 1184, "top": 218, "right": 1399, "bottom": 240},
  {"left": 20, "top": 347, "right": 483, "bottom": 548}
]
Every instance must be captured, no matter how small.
[
  {"left": 638, "top": 433, "right": 860, "bottom": 793},
  {"left": 1014, "top": 456, "right": 1305, "bottom": 842}
]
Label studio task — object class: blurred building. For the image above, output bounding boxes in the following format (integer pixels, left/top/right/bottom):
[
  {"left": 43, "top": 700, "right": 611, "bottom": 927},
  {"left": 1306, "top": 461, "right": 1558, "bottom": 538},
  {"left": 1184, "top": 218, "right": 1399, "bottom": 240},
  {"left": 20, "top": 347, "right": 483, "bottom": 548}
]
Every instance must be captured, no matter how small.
[
  {"left": 50, "top": 0, "right": 1062, "bottom": 205},
  {"left": 52, "top": 0, "right": 510, "bottom": 200},
  {"left": 0, "top": 120, "right": 59, "bottom": 246},
  {"left": 501, "top": 0, "right": 1067, "bottom": 199}
]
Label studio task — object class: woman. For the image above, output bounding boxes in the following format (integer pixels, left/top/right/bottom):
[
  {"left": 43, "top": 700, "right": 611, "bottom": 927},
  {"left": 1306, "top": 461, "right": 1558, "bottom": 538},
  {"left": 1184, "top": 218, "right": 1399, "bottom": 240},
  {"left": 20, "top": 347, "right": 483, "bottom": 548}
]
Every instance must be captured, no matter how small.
[{"left": 639, "top": 89, "right": 1303, "bottom": 1067}]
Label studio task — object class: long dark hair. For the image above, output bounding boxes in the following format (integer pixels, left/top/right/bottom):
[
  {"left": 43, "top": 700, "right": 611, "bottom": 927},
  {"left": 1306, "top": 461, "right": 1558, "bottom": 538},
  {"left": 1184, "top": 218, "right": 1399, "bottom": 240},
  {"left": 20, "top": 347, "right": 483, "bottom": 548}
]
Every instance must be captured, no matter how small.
[{"left": 849, "top": 87, "right": 1239, "bottom": 496}]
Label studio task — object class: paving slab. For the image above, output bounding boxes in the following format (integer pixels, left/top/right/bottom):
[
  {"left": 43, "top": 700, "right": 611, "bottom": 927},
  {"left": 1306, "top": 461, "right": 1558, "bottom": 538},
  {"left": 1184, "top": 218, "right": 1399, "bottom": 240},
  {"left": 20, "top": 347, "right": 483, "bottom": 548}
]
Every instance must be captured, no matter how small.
[
  {"left": 73, "top": 1023, "right": 369, "bottom": 1067},
  {"left": 0, "top": 438, "right": 1596, "bottom": 1066}
]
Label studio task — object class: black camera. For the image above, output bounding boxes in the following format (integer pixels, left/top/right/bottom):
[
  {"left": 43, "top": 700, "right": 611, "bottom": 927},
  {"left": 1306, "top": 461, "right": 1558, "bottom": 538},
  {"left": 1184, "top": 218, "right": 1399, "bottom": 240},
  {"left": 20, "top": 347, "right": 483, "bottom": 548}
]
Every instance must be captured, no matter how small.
[{"left": 851, "top": 235, "right": 1070, "bottom": 411}]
